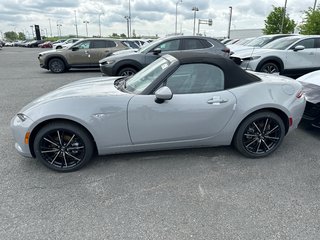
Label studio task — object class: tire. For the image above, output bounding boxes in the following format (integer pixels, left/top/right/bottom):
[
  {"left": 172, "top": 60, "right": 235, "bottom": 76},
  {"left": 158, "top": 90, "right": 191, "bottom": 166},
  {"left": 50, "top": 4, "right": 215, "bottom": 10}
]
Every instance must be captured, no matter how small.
[
  {"left": 233, "top": 111, "right": 285, "bottom": 158},
  {"left": 33, "top": 121, "right": 94, "bottom": 172},
  {"left": 48, "top": 58, "right": 65, "bottom": 73},
  {"left": 259, "top": 62, "right": 280, "bottom": 74},
  {"left": 118, "top": 67, "right": 137, "bottom": 76},
  {"left": 56, "top": 46, "right": 62, "bottom": 49}
]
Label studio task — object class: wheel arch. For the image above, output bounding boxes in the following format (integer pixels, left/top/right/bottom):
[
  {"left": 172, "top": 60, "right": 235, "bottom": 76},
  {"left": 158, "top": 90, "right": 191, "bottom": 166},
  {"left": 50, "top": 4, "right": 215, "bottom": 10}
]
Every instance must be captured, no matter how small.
[
  {"left": 114, "top": 60, "right": 143, "bottom": 75},
  {"left": 256, "top": 56, "right": 284, "bottom": 73},
  {"left": 44, "top": 55, "right": 70, "bottom": 69},
  {"left": 232, "top": 107, "right": 290, "bottom": 143},
  {"left": 28, "top": 118, "right": 98, "bottom": 158}
]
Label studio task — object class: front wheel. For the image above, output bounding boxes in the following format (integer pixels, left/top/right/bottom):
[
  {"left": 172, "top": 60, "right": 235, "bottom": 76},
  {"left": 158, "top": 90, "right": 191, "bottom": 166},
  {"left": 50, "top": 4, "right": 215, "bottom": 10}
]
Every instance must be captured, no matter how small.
[
  {"left": 259, "top": 62, "right": 280, "bottom": 74},
  {"left": 48, "top": 58, "right": 65, "bottom": 73},
  {"left": 118, "top": 67, "right": 137, "bottom": 76},
  {"left": 233, "top": 111, "right": 285, "bottom": 158},
  {"left": 33, "top": 122, "right": 94, "bottom": 172}
]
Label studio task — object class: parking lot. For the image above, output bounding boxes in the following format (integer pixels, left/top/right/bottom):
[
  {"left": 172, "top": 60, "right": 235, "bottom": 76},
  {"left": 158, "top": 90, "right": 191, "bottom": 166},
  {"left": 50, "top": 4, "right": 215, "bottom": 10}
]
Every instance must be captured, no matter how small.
[{"left": 1, "top": 47, "right": 320, "bottom": 239}]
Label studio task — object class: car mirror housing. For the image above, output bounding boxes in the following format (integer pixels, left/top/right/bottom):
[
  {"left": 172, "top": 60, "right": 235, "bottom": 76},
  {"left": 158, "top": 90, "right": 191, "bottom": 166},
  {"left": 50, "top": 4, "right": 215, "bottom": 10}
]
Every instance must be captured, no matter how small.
[
  {"left": 155, "top": 86, "right": 173, "bottom": 104},
  {"left": 153, "top": 48, "right": 162, "bottom": 55},
  {"left": 294, "top": 45, "right": 305, "bottom": 52}
]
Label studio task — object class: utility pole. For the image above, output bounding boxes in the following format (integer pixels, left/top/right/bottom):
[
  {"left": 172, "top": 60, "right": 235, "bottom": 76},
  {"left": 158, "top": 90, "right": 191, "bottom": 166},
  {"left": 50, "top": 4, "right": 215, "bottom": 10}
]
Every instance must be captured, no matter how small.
[
  {"left": 125, "top": 16, "right": 130, "bottom": 38},
  {"left": 48, "top": 18, "right": 52, "bottom": 37},
  {"left": 227, "top": 6, "right": 232, "bottom": 38},
  {"left": 314, "top": 0, "right": 318, "bottom": 10},
  {"left": 175, "top": 0, "right": 182, "bottom": 34},
  {"left": 74, "top": 10, "right": 79, "bottom": 37},
  {"left": 128, "top": 0, "right": 131, "bottom": 37}
]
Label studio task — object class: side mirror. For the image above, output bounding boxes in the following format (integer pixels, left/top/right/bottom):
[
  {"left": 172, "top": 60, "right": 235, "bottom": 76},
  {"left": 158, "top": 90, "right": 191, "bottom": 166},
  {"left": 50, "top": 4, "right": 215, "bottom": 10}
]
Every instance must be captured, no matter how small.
[
  {"left": 71, "top": 46, "right": 79, "bottom": 51},
  {"left": 153, "top": 48, "right": 162, "bottom": 55},
  {"left": 155, "top": 86, "right": 173, "bottom": 104},
  {"left": 293, "top": 45, "right": 305, "bottom": 51}
]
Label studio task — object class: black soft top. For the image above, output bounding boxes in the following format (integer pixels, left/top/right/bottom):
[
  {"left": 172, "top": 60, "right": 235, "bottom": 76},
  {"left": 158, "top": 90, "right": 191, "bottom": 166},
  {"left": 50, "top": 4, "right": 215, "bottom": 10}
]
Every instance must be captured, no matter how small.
[{"left": 168, "top": 52, "right": 260, "bottom": 89}]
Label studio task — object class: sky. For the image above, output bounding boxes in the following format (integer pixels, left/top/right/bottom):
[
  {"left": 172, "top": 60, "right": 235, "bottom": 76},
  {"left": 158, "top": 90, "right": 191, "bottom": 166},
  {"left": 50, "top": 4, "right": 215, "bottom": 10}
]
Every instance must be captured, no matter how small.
[{"left": 0, "top": 0, "right": 317, "bottom": 39}]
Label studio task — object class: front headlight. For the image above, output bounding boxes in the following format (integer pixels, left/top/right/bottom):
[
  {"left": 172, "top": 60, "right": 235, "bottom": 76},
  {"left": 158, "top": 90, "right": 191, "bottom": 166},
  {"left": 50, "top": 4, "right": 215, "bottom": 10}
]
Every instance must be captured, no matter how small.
[{"left": 100, "top": 60, "right": 115, "bottom": 65}]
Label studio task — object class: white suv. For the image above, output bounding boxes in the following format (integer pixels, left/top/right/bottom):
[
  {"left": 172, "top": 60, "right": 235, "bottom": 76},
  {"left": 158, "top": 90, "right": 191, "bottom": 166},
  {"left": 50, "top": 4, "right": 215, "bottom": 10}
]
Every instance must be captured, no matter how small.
[
  {"left": 230, "top": 35, "right": 320, "bottom": 77},
  {"left": 52, "top": 38, "right": 82, "bottom": 49}
]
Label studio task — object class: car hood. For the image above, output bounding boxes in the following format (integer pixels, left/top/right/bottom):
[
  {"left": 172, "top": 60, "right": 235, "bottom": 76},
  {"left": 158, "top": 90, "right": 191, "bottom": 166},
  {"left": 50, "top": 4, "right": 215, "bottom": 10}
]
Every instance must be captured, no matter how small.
[
  {"left": 20, "top": 76, "right": 124, "bottom": 113},
  {"left": 297, "top": 70, "right": 320, "bottom": 104},
  {"left": 113, "top": 48, "right": 138, "bottom": 55},
  {"left": 231, "top": 48, "right": 276, "bottom": 59}
]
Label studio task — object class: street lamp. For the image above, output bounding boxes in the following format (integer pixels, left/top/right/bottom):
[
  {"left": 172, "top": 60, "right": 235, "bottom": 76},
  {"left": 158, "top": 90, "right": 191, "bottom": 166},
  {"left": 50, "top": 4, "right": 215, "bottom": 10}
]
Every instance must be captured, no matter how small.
[
  {"left": 192, "top": 6, "right": 199, "bottom": 36},
  {"left": 227, "top": 6, "right": 233, "bottom": 39},
  {"left": 125, "top": 16, "right": 130, "bottom": 38},
  {"left": 280, "top": 0, "right": 288, "bottom": 33},
  {"left": 314, "top": 0, "right": 318, "bottom": 10},
  {"left": 83, "top": 20, "right": 89, "bottom": 37},
  {"left": 175, "top": 0, "right": 182, "bottom": 35},
  {"left": 74, "top": 10, "right": 79, "bottom": 37},
  {"left": 56, "top": 23, "right": 62, "bottom": 37},
  {"left": 98, "top": 12, "right": 104, "bottom": 37},
  {"left": 128, "top": 0, "right": 131, "bottom": 37}
]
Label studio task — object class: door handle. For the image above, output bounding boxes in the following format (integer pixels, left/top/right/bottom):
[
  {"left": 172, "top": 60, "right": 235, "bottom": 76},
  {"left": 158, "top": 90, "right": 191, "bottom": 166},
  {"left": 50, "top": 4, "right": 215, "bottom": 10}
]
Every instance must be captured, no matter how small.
[{"left": 207, "top": 97, "right": 228, "bottom": 104}]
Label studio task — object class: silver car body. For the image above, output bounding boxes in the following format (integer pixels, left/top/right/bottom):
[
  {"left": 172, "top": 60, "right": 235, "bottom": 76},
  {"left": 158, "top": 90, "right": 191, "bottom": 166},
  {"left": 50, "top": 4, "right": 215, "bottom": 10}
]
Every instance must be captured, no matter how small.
[{"left": 11, "top": 54, "right": 305, "bottom": 159}]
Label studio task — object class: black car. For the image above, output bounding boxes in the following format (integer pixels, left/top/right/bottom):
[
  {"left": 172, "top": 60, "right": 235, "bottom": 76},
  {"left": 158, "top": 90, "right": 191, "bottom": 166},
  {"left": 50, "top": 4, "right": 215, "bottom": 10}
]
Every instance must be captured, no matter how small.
[
  {"left": 99, "top": 35, "right": 230, "bottom": 76},
  {"left": 26, "top": 40, "right": 45, "bottom": 48}
]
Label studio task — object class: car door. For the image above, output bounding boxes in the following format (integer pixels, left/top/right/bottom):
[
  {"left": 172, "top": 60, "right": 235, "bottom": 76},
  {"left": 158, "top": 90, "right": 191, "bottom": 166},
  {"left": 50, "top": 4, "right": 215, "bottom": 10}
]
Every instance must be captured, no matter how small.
[
  {"left": 144, "top": 39, "right": 182, "bottom": 67},
  {"left": 67, "top": 40, "right": 92, "bottom": 65},
  {"left": 127, "top": 63, "right": 236, "bottom": 145},
  {"left": 285, "top": 38, "right": 317, "bottom": 70}
]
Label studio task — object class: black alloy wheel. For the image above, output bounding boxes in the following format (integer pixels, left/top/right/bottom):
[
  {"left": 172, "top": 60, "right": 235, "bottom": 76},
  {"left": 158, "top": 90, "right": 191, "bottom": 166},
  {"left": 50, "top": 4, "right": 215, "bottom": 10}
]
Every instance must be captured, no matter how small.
[
  {"left": 234, "top": 111, "right": 285, "bottom": 158},
  {"left": 34, "top": 122, "right": 94, "bottom": 172},
  {"left": 48, "top": 58, "right": 65, "bottom": 73},
  {"left": 259, "top": 62, "right": 280, "bottom": 74},
  {"left": 118, "top": 67, "right": 137, "bottom": 76}
]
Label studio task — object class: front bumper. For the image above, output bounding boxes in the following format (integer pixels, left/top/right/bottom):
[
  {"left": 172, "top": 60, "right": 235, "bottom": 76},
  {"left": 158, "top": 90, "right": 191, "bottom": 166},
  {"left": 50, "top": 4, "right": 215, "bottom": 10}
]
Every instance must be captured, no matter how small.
[
  {"left": 99, "top": 63, "right": 115, "bottom": 76},
  {"left": 302, "top": 101, "right": 320, "bottom": 128},
  {"left": 10, "top": 115, "right": 34, "bottom": 158}
]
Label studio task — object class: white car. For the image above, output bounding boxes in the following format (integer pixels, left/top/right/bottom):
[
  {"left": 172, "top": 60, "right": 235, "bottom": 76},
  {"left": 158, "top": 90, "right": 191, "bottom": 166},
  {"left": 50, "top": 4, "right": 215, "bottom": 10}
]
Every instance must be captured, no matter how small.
[
  {"left": 230, "top": 35, "right": 320, "bottom": 77},
  {"left": 52, "top": 38, "right": 81, "bottom": 49}
]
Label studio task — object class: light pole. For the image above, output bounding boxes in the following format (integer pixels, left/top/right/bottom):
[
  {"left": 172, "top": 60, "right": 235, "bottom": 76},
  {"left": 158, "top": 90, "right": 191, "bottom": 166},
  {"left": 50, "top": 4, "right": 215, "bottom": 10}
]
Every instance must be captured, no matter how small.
[
  {"left": 83, "top": 20, "right": 89, "bottom": 37},
  {"left": 280, "top": 0, "right": 288, "bottom": 33},
  {"left": 128, "top": 0, "right": 131, "bottom": 37},
  {"left": 56, "top": 23, "right": 62, "bottom": 37},
  {"left": 74, "top": 10, "right": 79, "bottom": 37},
  {"left": 98, "top": 12, "right": 104, "bottom": 37},
  {"left": 314, "top": 0, "right": 318, "bottom": 10},
  {"left": 48, "top": 18, "right": 52, "bottom": 37},
  {"left": 192, "top": 6, "right": 199, "bottom": 36},
  {"left": 227, "top": 6, "right": 232, "bottom": 39},
  {"left": 125, "top": 16, "right": 130, "bottom": 38},
  {"left": 175, "top": 0, "right": 182, "bottom": 35}
]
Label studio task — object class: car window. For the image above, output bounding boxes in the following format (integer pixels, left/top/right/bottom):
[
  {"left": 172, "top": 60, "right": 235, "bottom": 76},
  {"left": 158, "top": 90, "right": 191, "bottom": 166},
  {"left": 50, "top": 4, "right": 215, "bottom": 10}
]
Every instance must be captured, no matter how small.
[
  {"left": 105, "top": 40, "right": 117, "bottom": 48},
  {"left": 91, "top": 40, "right": 106, "bottom": 48},
  {"left": 165, "top": 63, "right": 224, "bottom": 94},
  {"left": 74, "top": 40, "right": 90, "bottom": 49},
  {"left": 294, "top": 39, "right": 316, "bottom": 49},
  {"left": 182, "top": 39, "right": 205, "bottom": 50},
  {"left": 156, "top": 40, "right": 180, "bottom": 51}
]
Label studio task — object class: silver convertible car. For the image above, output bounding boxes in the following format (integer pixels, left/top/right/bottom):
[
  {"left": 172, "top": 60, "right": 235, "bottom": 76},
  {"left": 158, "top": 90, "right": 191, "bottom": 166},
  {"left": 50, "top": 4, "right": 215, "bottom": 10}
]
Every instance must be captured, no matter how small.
[{"left": 11, "top": 52, "right": 306, "bottom": 172}]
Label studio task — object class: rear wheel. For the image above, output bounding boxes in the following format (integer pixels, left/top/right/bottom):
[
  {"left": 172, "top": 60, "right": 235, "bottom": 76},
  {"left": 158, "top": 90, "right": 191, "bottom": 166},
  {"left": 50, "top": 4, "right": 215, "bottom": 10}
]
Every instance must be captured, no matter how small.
[
  {"left": 259, "top": 62, "right": 280, "bottom": 74},
  {"left": 33, "top": 122, "right": 94, "bottom": 172},
  {"left": 118, "top": 67, "right": 137, "bottom": 76},
  {"left": 48, "top": 58, "right": 65, "bottom": 73},
  {"left": 233, "top": 111, "right": 285, "bottom": 158}
]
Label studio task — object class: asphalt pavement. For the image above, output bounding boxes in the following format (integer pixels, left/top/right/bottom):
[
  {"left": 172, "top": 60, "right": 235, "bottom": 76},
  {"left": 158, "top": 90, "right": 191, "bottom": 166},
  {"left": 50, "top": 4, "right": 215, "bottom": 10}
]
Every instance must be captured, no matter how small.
[{"left": 0, "top": 47, "right": 320, "bottom": 240}]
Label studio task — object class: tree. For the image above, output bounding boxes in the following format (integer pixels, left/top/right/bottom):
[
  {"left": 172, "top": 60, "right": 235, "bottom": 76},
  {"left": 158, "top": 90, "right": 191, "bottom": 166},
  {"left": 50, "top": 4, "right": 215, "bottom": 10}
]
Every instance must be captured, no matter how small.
[
  {"left": 18, "top": 32, "right": 26, "bottom": 40},
  {"left": 4, "top": 31, "right": 18, "bottom": 41},
  {"left": 299, "top": 7, "right": 320, "bottom": 34},
  {"left": 263, "top": 6, "right": 296, "bottom": 34},
  {"left": 120, "top": 33, "right": 126, "bottom": 38}
]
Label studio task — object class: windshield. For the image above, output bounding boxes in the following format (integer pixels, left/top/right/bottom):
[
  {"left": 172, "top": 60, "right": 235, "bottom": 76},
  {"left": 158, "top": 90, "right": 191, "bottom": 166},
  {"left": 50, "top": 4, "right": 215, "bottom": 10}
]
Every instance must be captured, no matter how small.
[
  {"left": 262, "top": 37, "right": 300, "bottom": 50},
  {"left": 125, "top": 55, "right": 177, "bottom": 94},
  {"left": 246, "top": 36, "right": 272, "bottom": 47}
]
